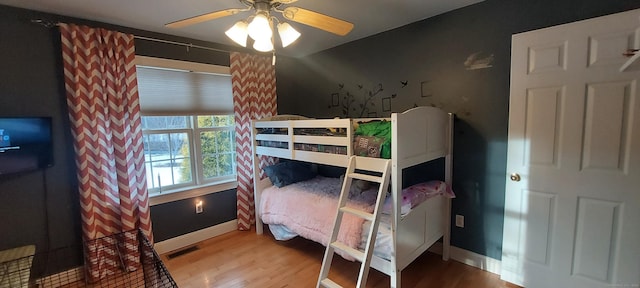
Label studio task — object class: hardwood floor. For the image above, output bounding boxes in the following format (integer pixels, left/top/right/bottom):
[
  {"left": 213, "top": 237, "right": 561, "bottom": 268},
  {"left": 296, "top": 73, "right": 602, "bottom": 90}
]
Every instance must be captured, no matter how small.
[{"left": 161, "top": 228, "right": 520, "bottom": 288}]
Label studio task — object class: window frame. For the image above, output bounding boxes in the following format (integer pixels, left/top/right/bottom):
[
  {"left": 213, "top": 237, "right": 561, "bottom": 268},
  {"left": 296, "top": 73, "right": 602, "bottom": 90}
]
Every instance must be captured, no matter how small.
[
  {"left": 142, "top": 126, "right": 196, "bottom": 192},
  {"left": 142, "top": 115, "right": 236, "bottom": 196},
  {"left": 135, "top": 56, "right": 237, "bottom": 205},
  {"left": 192, "top": 121, "right": 237, "bottom": 185}
]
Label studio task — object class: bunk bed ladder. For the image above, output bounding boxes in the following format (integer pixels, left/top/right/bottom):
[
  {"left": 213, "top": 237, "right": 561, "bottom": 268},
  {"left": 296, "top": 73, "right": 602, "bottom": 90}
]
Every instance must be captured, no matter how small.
[{"left": 317, "top": 156, "right": 392, "bottom": 288}]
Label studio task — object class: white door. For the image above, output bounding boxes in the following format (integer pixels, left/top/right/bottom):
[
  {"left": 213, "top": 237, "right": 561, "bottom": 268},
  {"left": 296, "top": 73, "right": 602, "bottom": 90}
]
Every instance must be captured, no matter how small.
[{"left": 502, "top": 9, "right": 640, "bottom": 288}]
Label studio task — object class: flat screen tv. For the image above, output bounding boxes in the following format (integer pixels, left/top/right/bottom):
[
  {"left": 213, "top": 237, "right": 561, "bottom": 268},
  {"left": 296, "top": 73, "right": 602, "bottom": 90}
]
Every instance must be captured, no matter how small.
[{"left": 0, "top": 117, "right": 53, "bottom": 175}]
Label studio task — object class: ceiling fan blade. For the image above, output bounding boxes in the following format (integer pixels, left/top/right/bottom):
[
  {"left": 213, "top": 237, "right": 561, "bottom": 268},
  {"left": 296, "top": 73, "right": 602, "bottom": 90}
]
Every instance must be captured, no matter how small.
[
  {"left": 282, "top": 7, "right": 353, "bottom": 36},
  {"left": 166, "top": 9, "right": 242, "bottom": 29}
]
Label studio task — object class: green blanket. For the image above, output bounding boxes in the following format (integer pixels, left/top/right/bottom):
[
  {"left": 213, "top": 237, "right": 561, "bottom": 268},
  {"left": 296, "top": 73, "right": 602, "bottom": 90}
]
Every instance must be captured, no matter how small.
[{"left": 355, "top": 120, "right": 391, "bottom": 159}]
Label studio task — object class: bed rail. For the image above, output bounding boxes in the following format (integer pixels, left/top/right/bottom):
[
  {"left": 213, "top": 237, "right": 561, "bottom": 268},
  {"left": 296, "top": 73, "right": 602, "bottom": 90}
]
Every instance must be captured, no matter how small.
[{"left": 252, "top": 117, "right": 354, "bottom": 167}]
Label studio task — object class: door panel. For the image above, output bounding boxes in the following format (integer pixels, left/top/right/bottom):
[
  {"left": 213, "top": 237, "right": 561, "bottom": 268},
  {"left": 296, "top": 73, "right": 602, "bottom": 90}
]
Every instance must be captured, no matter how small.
[
  {"left": 522, "top": 190, "right": 555, "bottom": 266},
  {"left": 528, "top": 42, "right": 568, "bottom": 74},
  {"left": 524, "top": 87, "right": 563, "bottom": 167},
  {"left": 582, "top": 81, "right": 633, "bottom": 172},
  {"left": 588, "top": 28, "right": 640, "bottom": 68},
  {"left": 572, "top": 197, "right": 621, "bottom": 283}
]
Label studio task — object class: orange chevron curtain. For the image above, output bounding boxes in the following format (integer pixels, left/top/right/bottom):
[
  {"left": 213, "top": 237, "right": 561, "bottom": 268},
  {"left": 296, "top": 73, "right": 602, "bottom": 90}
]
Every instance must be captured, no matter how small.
[
  {"left": 230, "top": 52, "right": 277, "bottom": 230},
  {"left": 60, "top": 24, "right": 152, "bottom": 282}
]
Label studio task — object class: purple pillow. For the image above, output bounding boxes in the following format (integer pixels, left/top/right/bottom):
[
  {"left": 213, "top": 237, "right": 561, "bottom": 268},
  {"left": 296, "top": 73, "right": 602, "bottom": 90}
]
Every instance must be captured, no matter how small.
[{"left": 382, "top": 181, "right": 455, "bottom": 215}]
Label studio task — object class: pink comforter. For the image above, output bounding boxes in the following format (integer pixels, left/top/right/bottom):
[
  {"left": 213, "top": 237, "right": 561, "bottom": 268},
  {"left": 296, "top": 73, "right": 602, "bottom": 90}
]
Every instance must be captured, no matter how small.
[{"left": 259, "top": 176, "right": 376, "bottom": 259}]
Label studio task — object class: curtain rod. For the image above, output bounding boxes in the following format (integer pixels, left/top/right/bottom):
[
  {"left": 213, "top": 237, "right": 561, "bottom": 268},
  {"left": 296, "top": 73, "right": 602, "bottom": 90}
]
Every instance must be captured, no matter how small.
[
  {"left": 133, "top": 36, "right": 230, "bottom": 53},
  {"left": 31, "top": 19, "right": 230, "bottom": 53}
]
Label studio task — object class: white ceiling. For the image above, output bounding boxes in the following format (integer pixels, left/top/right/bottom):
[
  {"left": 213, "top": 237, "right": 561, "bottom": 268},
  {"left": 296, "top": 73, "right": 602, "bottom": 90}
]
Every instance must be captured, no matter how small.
[{"left": 0, "top": 0, "right": 483, "bottom": 57}]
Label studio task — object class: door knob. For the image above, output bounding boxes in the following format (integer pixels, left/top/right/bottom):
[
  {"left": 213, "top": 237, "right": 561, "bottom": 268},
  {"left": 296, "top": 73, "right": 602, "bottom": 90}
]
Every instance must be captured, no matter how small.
[{"left": 510, "top": 173, "right": 521, "bottom": 182}]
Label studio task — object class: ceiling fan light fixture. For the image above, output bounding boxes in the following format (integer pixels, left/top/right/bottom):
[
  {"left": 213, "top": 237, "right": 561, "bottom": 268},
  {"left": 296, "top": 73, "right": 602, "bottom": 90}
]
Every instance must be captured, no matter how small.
[
  {"left": 166, "top": 1, "right": 356, "bottom": 56},
  {"left": 225, "top": 20, "right": 249, "bottom": 47},
  {"left": 247, "top": 12, "right": 272, "bottom": 41},
  {"left": 277, "top": 22, "right": 301, "bottom": 48},
  {"left": 253, "top": 38, "right": 274, "bottom": 52}
]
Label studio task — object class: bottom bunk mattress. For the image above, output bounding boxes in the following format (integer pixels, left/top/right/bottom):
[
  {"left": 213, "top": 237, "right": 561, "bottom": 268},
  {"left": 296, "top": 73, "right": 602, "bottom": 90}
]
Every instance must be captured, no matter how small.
[
  {"left": 267, "top": 215, "right": 395, "bottom": 260},
  {"left": 259, "top": 176, "right": 454, "bottom": 261}
]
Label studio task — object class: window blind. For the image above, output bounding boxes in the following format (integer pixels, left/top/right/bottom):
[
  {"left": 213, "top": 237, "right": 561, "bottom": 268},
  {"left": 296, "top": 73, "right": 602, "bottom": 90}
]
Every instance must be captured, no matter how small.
[{"left": 136, "top": 65, "right": 233, "bottom": 115}]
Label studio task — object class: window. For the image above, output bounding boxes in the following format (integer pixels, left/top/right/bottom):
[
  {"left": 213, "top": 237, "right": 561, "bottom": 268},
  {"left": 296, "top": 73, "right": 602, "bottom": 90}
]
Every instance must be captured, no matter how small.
[
  {"left": 141, "top": 115, "right": 236, "bottom": 193},
  {"left": 135, "top": 56, "right": 236, "bottom": 198}
]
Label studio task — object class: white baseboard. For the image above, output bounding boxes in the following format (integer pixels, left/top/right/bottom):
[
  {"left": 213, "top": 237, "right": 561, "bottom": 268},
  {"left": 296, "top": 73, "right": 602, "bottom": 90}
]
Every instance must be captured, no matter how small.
[
  {"left": 428, "top": 242, "right": 502, "bottom": 275},
  {"left": 154, "top": 220, "right": 237, "bottom": 255}
]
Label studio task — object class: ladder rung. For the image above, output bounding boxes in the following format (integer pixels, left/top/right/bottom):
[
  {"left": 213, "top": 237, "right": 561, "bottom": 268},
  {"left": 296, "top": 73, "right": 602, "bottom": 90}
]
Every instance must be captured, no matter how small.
[
  {"left": 330, "top": 241, "right": 364, "bottom": 261},
  {"left": 340, "top": 207, "right": 374, "bottom": 221},
  {"left": 348, "top": 172, "right": 383, "bottom": 183},
  {"left": 319, "top": 278, "right": 342, "bottom": 288}
]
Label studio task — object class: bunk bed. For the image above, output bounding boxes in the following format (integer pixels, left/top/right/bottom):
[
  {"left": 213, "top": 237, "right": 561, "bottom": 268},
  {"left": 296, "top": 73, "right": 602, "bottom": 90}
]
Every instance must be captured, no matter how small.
[{"left": 251, "top": 106, "right": 453, "bottom": 287}]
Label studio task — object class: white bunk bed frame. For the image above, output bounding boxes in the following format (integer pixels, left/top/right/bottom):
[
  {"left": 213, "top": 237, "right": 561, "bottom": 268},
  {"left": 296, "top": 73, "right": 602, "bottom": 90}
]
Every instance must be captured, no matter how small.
[{"left": 251, "top": 106, "right": 453, "bottom": 287}]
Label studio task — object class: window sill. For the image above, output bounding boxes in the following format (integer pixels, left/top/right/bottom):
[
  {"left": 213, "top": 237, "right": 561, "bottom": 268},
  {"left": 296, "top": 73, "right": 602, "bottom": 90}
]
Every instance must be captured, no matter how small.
[{"left": 149, "top": 180, "right": 237, "bottom": 206}]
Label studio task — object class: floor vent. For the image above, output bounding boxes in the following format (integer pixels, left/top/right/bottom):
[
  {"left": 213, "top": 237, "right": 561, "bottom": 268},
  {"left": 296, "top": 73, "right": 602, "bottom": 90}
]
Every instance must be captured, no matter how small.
[{"left": 166, "top": 246, "right": 199, "bottom": 259}]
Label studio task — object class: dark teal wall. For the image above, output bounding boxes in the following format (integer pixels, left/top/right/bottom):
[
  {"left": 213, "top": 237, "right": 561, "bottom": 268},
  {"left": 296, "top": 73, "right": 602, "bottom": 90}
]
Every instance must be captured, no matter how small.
[
  {"left": 275, "top": 0, "right": 640, "bottom": 259},
  {"left": 151, "top": 189, "right": 237, "bottom": 242},
  {"left": 0, "top": 4, "right": 239, "bottom": 258},
  {"left": 0, "top": 5, "right": 79, "bottom": 255}
]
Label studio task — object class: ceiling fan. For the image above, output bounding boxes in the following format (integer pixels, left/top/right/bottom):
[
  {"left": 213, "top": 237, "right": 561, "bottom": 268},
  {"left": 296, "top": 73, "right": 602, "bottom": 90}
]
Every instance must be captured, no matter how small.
[{"left": 165, "top": 0, "right": 354, "bottom": 52}]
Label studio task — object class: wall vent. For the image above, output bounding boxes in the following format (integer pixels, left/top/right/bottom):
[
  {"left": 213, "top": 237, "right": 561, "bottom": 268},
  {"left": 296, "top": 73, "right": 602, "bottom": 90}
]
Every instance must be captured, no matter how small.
[{"left": 166, "top": 246, "right": 199, "bottom": 259}]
